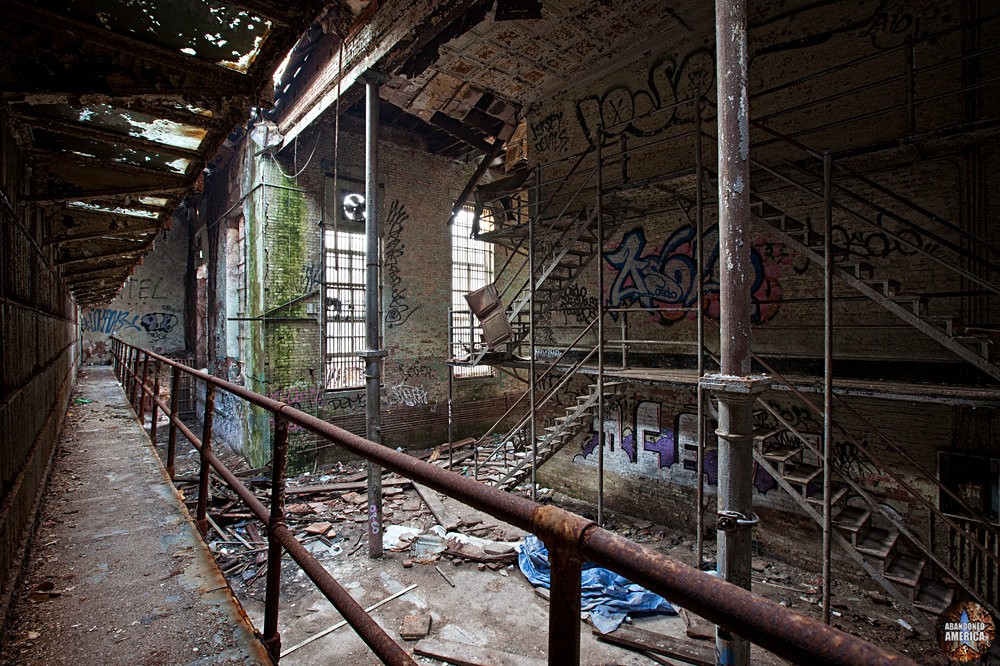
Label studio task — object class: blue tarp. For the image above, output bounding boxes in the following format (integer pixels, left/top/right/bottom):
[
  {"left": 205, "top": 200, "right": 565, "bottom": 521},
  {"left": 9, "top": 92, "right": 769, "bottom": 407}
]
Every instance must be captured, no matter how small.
[{"left": 517, "top": 535, "right": 676, "bottom": 633}]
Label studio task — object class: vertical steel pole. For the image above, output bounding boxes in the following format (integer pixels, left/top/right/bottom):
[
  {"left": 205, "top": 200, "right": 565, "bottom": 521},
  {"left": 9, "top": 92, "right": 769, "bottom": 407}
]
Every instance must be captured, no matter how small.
[
  {"left": 529, "top": 180, "right": 538, "bottom": 502},
  {"left": 448, "top": 309, "right": 454, "bottom": 470},
  {"left": 363, "top": 69, "right": 386, "bottom": 559},
  {"left": 197, "top": 383, "right": 216, "bottom": 536},
  {"left": 694, "top": 89, "right": 707, "bottom": 571},
  {"left": 263, "top": 416, "right": 289, "bottom": 660},
  {"left": 149, "top": 360, "right": 161, "bottom": 442},
  {"left": 547, "top": 545, "right": 583, "bottom": 664},
  {"left": 905, "top": 36, "right": 916, "bottom": 135},
  {"left": 596, "top": 124, "right": 606, "bottom": 528},
  {"left": 822, "top": 152, "right": 834, "bottom": 623},
  {"left": 712, "top": 2, "right": 758, "bottom": 664},
  {"left": 167, "top": 366, "right": 181, "bottom": 478}
]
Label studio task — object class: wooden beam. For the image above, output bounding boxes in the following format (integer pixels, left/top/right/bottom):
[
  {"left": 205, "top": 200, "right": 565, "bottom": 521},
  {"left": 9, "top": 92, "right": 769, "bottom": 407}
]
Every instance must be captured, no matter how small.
[
  {"left": 429, "top": 111, "right": 494, "bottom": 154},
  {"left": 16, "top": 113, "right": 203, "bottom": 160},
  {"left": 57, "top": 247, "right": 144, "bottom": 267},
  {"left": 31, "top": 186, "right": 188, "bottom": 205}
]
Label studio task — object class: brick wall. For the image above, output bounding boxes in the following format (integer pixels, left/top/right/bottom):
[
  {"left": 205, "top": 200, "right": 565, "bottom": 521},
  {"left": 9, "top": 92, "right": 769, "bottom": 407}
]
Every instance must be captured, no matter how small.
[{"left": 0, "top": 110, "right": 78, "bottom": 636}]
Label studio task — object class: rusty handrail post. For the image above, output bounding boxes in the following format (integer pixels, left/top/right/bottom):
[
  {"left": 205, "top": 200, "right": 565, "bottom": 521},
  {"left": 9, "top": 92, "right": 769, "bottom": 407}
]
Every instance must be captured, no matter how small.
[
  {"left": 138, "top": 352, "right": 151, "bottom": 424},
  {"left": 123, "top": 344, "right": 132, "bottom": 390},
  {"left": 197, "top": 383, "right": 216, "bottom": 536},
  {"left": 129, "top": 348, "right": 141, "bottom": 408},
  {"left": 263, "top": 416, "right": 289, "bottom": 660},
  {"left": 166, "top": 365, "right": 181, "bottom": 478},
  {"left": 149, "top": 359, "right": 162, "bottom": 442},
  {"left": 111, "top": 339, "right": 119, "bottom": 378},
  {"left": 547, "top": 545, "right": 583, "bottom": 664}
]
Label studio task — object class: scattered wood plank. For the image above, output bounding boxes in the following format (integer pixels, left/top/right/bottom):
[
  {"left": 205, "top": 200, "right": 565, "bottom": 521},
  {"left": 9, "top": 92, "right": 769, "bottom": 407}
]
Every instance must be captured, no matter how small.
[
  {"left": 413, "top": 637, "right": 547, "bottom": 666},
  {"left": 594, "top": 624, "right": 714, "bottom": 666},
  {"left": 285, "top": 477, "right": 411, "bottom": 496},
  {"left": 679, "top": 608, "right": 714, "bottom": 641},
  {"left": 413, "top": 483, "right": 461, "bottom": 531}
]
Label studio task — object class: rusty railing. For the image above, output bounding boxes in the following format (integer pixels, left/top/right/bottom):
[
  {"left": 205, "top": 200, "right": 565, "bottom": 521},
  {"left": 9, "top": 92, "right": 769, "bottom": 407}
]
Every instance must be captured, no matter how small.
[{"left": 110, "top": 337, "right": 916, "bottom": 666}]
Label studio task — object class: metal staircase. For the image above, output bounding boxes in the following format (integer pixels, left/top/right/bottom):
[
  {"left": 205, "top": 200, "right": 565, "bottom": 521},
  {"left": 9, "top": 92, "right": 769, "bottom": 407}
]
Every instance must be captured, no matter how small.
[
  {"left": 478, "top": 381, "right": 625, "bottom": 490},
  {"left": 739, "top": 351, "right": 1000, "bottom": 622},
  {"left": 750, "top": 197, "right": 1000, "bottom": 382}
]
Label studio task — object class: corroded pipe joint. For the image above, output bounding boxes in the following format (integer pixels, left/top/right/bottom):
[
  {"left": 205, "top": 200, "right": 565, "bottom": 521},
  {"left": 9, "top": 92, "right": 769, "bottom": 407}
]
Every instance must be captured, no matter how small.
[{"left": 530, "top": 504, "right": 597, "bottom": 556}]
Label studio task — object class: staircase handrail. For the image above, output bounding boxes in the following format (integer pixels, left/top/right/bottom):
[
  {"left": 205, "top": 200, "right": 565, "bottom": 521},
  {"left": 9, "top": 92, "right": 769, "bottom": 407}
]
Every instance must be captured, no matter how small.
[
  {"left": 478, "top": 343, "right": 599, "bottom": 470},
  {"left": 749, "top": 119, "right": 1000, "bottom": 275},
  {"left": 471, "top": 317, "right": 599, "bottom": 452}
]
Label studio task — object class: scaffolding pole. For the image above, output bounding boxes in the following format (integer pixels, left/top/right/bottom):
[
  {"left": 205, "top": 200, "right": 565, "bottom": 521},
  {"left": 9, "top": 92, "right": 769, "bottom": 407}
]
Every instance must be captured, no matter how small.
[
  {"left": 362, "top": 69, "right": 388, "bottom": 559},
  {"left": 694, "top": 90, "right": 707, "bottom": 571},
  {"left": 529, "top": 169, "right": 538, "bottom": 502},
  {"left": 705, "top": 2, "right": 770, "bottom": 665},
  {"left": 822, "top": 152, "right": 834, "bottom": 622},
  {"left": 596, "top": 124, "right": 606, "bottom": 528}
]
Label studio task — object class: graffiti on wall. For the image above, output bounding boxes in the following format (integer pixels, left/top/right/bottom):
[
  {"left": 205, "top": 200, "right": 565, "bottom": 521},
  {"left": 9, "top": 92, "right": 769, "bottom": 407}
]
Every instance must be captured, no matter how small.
[
  {"left": 532, "top": 112, "right": 569, "bottom": 154},
  {"left": 383, "top": 200, "right": 420, "bottom": 328},
  {"left": 140, "top": 312, "right": 178, "bottom": 340},
  {"left": 604, "top": 225, "right": 791, "bottom": 326},
  {"left": 302, "top": 259, "right": 323, "bottom": 294},
  {"left": 551, "top": 283, "right": 600, "bottom": 324},
  {"left": 121, "top": 277, "right": 168, "bottom": 301},
  {"left": 576, "top": 399, "right": 778, "bottom": 494},
  {"left": 575, "top": 48, "right": 715, "bottom": 146},
  {"left": 82, "top": 308, "right": 143, "bottom": 335},
  {"left": 389, "top": 383, "right": 429, "bottom": 407}
]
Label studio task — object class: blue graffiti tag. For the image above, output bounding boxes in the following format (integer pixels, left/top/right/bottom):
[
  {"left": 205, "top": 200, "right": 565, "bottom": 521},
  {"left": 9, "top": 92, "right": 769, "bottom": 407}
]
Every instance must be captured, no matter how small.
[{"left": 604, "top": 226, "right": 780, "bottom": 325}]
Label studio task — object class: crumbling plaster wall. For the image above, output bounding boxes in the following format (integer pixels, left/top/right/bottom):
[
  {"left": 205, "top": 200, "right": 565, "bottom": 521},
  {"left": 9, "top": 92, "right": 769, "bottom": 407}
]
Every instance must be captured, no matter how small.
[
  {"left": 202, "top": 116, "right": 520, "bottom": 467},
  {"left": 80, "top": 218, "right": 187, "bottom": 365}
]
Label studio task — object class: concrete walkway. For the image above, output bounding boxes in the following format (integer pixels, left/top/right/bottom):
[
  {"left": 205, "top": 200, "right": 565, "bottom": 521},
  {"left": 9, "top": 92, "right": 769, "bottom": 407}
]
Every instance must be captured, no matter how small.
[{"left": 0, "top": 366, "right": 270, "bottom": 665}]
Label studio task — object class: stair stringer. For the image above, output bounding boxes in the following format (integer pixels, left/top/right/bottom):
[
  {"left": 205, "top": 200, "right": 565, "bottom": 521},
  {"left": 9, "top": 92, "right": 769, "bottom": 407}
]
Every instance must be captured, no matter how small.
[{"left": 756, "top": 213, "right": 1000, "bottom": 382}]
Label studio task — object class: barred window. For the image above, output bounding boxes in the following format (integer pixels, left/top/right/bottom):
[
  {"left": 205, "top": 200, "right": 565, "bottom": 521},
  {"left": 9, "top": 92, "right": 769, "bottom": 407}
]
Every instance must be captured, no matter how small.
[
  {"left": 324, "top": 229, "right": 366, "bottom": 389},
  {"left": 451, "top": 205, "right": 494, "bottom": 379}
]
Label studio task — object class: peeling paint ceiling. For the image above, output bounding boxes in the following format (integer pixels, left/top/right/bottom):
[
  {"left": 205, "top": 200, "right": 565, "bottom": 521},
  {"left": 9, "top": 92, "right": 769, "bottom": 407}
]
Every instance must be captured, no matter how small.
[{"left": 0, "top": 0, "right": 328, "bottom": 306}]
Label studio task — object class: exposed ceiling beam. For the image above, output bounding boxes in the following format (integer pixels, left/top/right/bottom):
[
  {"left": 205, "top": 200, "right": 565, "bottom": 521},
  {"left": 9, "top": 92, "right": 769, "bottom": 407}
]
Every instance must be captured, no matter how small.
[
  {"left": 31, "top": 186, "right": 188, "bottom": 206},
  {"left": 16, "top": 114, "right": 203, "bottom": 160},
  {"left": 2, "top": 2, "right": 251, "bottom": 95},
  {"left": 57, "top": 247, "right": 145, "bottom": 267},
  {"left": 428, "top": 111, "right": 494, "bottom": 153},
  {"left": 62, "top": 260, "right": 137, "bottom": 280}
]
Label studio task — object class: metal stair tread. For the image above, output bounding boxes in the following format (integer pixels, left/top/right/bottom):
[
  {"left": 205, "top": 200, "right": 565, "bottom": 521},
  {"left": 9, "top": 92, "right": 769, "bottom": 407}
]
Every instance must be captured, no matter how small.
[
  {"left": 831, "top": 505, "right": 871, "bottom": 533},
  {"left": 855, "top": 527, "right": 898, "bottom": 559},
  {"left": 754, "top": 426, "right": 786, "bottom": 443},
  {"left": 913, "top": 580, "right": 955, "bottom": 615},
  {"left": 783, "top": 463, "right": 822, "bottom": 485},
  {"left": 761, "top": 445, "right": 801, "bottom": 463},
  {"left": 884, "top": 554, "right": 925, "bottom": 588},
  {"left": 806, "top": 485, "right": 849, "bottom": 507}
]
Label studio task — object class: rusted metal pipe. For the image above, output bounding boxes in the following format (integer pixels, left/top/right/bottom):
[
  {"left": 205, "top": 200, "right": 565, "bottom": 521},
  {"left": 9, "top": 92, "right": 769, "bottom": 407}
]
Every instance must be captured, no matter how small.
[
  {"left": 263, "top": 416, "right": 289, "bottom": 660},
  {"left": 197, "top": 383, "right": 215, "bottom": 536},
  {"left": 111, "top": 339, "right": 918, "bottom": 666}
]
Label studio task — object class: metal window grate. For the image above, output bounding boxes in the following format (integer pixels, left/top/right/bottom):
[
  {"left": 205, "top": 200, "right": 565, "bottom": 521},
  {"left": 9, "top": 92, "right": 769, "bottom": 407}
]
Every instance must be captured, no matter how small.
[
  {"left": 452, "top": 205, "right": 494, "bottom": 379},
  {"left": 324, "top": 229, "right": 367, "bottom": 389}
]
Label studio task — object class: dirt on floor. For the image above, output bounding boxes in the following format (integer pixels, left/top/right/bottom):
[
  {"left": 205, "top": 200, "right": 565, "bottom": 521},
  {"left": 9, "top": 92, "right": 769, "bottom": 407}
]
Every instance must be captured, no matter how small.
[{"left": 147, "top": 420, "right": 958, "bottom": 666}]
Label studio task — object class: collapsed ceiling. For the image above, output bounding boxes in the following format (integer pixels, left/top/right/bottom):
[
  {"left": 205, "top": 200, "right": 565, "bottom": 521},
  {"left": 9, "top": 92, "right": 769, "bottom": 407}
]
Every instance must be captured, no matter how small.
[{"left": 0, "top": 0, "right": 327, "bottom": 306}]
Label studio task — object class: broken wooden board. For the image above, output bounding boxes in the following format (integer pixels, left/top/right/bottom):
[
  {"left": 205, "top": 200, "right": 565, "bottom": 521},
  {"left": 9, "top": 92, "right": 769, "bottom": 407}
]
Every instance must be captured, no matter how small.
[
  {"left": 679, "top": 607, "right": 714, "bottom": 641},
  {"left": 413, "top": 637, "right": 546, "bottom": 666},
  {"left": 285, "top": 477, "right": 411, "bottom": 496},
  {"left": 594, "top": 624, "right": 715, "bottom": 666},
  {"left": 413, "top": 482, "right": 461, "bottom": 531}
]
